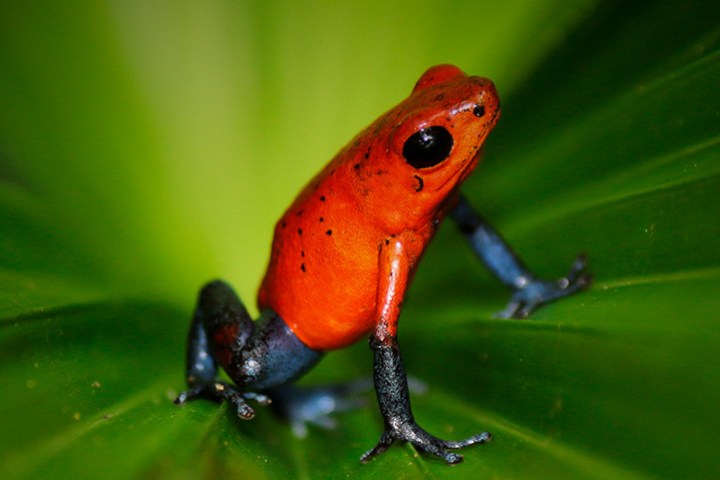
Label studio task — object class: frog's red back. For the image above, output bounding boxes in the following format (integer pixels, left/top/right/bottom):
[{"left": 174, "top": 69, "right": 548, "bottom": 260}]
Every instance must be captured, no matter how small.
[{"left": 258, "top": 65, "right": 500, "bottom": 350}]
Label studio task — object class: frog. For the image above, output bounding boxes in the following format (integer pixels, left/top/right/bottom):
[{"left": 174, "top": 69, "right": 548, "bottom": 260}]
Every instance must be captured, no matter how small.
[{"left": 174, "top": 64, "right": 591, "bottom": 464}]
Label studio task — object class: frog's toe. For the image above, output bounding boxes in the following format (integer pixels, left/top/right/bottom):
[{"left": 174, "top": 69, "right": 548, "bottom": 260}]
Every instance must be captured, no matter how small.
[
  {"left": 495, "top": 253, "right": 592, "bottom": 319},
  {"left": 175, "top": 381, "right": 271, "bottom": 420},
  {"left": 360, "top": 422, "right": 492, "bottom": 464},
  {"left": 494, "top": 298, "right": 526, "bottom": 319},
  {"left": 271, "top": 380, "right": 372, "bottom": 438},
  {"left": 564, "top": 253, "right": 593, "bottom": 289},
  {"left": 174, "top": 385, "right": 212, "bottom": 405}
]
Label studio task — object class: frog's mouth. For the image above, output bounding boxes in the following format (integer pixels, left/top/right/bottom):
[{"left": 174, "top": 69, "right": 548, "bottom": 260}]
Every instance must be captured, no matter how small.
[
  {"left": 459, "top": 106, "right": 500, "bottom": 178},
  {"left": 436, "top": 118, "right": 497, "bottom": 192},
  {"left": 458, "top": 147, "right": 483, "bottom": 181},
  {"left": 428, "top": 148, "right": 479, "bottom": 194},
  {"left": 424, "top": 104, "right": 499, "bottom": 193}
]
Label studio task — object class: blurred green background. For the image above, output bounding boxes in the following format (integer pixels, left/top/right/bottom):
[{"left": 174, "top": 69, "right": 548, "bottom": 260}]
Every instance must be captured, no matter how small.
[{"left": 1, "top": 0, "right": 719, "bottom": 478}]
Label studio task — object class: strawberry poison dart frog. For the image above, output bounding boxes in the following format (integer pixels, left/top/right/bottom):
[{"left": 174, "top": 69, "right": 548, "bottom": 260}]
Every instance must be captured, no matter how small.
[{"left": 175, "top": 65, "right": 591, "bottom": 464}]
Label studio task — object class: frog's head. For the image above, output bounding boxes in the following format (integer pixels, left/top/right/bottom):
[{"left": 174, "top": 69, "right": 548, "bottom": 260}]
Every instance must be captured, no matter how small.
[{"left": 376, "top": 65, "right": 500, "bottom": 217}]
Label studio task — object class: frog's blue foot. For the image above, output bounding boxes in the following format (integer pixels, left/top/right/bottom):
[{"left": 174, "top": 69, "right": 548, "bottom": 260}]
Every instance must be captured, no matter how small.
[
  {"left": 270, "top": 379, "right": 373, "bottom": 438},
  {"left": 496, "top": 253, "right": 592, "bottom": 319},
  {"left": 174, "top": 381, "right": 271, "bottom": 420}
]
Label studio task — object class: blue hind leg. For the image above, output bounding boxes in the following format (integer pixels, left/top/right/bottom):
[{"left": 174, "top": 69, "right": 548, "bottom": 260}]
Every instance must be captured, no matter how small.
[
  {"left": 175, "top": 280, "right": 369, "bottom": 430},
  {"left": 270, "top": 379, "right": 372, "bottom": 437},
  {"left": 175, "top": 280, "right": 322, "bottom": 419}
]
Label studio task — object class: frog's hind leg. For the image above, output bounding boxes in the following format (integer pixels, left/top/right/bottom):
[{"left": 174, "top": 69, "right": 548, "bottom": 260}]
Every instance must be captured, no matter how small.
[
  {"left": 174, "top": 280, "right": 268, "bottom": 419},
  {"left": 270, "top": 379, "right": 373, "bottom": 438},
  {"left": 175, "top": 280, "right": 325, "bottom": 420},
  {"left": 269, "top": 376, "right": 428, "bottom": 438}
]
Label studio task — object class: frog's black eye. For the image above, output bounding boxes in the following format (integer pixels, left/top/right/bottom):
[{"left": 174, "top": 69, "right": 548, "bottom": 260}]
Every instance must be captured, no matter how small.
[
  {"left": 402, "top": 126, "right": 453, "bottom": 169},
  {"left": 473, "top": 104, "right": 485, "bottom": 118}
]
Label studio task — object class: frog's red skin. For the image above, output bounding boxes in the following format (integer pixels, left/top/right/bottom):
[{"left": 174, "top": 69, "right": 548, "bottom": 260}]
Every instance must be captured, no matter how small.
[{"left": 258, "top": 65, "right": 500, "bottom": 351}]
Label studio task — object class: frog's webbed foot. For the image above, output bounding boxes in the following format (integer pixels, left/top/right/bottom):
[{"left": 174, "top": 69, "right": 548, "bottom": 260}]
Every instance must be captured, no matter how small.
[
  {"left": 361, "top": 421, "right": 492, "bottom": 465},
  {"left": 174, "top": 381, "right": 271, "bottom": 420},
  {"left": 270, "top": 379, "right": 373, "bottom": 438},
  {"left": 496, "top": 253, "right": 593, "bottom": 319}
]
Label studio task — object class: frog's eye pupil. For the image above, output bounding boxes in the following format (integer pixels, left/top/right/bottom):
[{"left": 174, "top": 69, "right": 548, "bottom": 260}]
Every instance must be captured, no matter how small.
[
  {"left": 402, "top": 126, "right": 453, "bottom": 169},
  {"left": 473, "top": 104, "right": 485, "bottom": 118}
]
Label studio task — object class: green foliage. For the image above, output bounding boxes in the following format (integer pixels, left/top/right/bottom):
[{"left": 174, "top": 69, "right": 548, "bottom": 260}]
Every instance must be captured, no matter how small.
[{"left": 1, "top": 1, "right": 719, "bottom": 478}]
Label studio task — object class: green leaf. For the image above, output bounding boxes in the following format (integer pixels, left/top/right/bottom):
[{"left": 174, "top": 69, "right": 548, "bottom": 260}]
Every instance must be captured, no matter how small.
[{"left": 1, "top": 0, "right": 719, "bottom": 478}]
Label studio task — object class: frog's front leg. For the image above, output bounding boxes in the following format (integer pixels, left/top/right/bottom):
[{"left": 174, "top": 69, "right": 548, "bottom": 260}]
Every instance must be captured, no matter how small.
[
  {"left": 362, "top": 238, "right": 491, "bottom": 464},
  {"left": 174, "top": 280, "right": 322, "bottom": 419},
  {"left": 450, "top": 194, "right": 592, "bottom": 319}
]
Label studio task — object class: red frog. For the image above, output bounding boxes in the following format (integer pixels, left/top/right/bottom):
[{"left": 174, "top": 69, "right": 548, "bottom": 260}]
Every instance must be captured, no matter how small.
[{"left": 175, "top": 65, "right": 591, "bottom": 464}]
